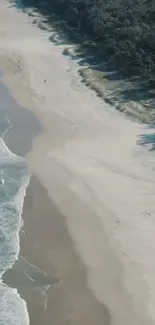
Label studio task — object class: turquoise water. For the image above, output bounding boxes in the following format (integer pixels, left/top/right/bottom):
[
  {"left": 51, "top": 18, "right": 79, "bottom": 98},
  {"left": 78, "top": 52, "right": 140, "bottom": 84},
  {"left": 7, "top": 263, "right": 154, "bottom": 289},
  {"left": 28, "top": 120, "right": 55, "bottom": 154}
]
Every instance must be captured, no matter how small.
[
  {"left": 0, "top": 69, "right": 41, "bottom": 324},
  {"left": 0, "top": 118, "right": 30, "bottom": 324},
  {"left": 0, "top": 138, "right": 29, "bottom": 274}
]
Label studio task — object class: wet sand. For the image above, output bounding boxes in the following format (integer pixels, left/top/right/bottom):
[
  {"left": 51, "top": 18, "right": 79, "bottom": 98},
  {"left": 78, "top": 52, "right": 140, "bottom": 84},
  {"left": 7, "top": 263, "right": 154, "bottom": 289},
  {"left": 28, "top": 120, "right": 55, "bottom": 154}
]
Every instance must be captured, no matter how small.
[
  {"left": 0, "top": 74, "right": 41, "bottom": 157},
  {"left": 1, "top": 1, "right": 155, "bottom": 325},
  {"left": 0, "top": 79, "right": 110, "bottom": 325},
  {"left": 20, "top": 175, "right": 110, "bottom": 325}
]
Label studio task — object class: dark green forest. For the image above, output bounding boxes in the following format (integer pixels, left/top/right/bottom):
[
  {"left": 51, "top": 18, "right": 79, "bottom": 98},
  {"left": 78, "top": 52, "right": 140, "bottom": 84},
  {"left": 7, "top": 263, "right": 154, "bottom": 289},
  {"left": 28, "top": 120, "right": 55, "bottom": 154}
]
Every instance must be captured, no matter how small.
[{"left": 19, "top": 0, "right": 155, "bottom": 86}]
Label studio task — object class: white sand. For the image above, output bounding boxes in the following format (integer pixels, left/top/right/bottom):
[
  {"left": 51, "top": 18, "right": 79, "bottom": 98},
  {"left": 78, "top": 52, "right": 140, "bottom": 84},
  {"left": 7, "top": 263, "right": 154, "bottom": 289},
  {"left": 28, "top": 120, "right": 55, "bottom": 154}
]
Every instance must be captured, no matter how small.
[{"left": 0, "top": 1, "right": 155, "bottom": 324}]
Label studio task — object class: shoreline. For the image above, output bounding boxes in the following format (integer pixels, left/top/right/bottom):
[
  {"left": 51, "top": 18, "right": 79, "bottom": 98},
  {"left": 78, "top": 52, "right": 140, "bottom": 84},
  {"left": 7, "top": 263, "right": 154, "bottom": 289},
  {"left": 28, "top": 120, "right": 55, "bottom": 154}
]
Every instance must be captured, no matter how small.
[
  {"left": 0, "top": 1, "right": 155, "bottom": 325},
  {"left": 0, "top": 45, "right": 111, "bottom": 325},
  {"left": 20, "top": 175, "right": 111, "bottom": 325}
]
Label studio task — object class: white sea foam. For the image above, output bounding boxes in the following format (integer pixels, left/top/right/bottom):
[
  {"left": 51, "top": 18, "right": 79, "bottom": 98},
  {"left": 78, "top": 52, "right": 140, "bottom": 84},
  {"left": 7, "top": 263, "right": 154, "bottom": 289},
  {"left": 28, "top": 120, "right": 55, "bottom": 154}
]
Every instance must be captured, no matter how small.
[
  {"left": 0, "top": 137, "right": 23, "bottom": 161},
  {"left": 0, "top": 285, "right": 29, "bottom": 325},
  {"left": 0, "top": 134, "right": 30, "bottom": 325},
  {"left": 0, "top": 0, "right": 155, "bottom": 324}
]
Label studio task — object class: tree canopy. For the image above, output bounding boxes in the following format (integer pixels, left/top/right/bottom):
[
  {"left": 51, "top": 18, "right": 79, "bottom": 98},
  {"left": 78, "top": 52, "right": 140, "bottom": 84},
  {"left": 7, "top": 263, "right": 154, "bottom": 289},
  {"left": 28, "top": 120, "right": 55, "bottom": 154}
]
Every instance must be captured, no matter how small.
[{"left": 20, "top": 0, "right": 155, "bottom": 86}]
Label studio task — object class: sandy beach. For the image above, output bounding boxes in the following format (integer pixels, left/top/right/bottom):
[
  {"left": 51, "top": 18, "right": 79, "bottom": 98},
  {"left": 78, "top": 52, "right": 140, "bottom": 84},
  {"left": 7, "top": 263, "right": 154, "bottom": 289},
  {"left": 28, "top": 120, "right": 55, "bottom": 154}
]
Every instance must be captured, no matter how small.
[
  {"left": 0, "top": 79, "right": 110, "bottom": 325},
  {"left": 0, "top": 0, "right": 155, "bottom": 324}
]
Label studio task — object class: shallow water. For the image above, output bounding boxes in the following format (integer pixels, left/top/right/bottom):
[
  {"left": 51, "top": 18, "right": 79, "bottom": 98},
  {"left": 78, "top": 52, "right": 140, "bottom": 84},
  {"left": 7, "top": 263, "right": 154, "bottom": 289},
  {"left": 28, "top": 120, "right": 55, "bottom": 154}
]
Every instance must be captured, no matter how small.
[{"left": 0, "top": 80, "right": 30, "bottom": 324}]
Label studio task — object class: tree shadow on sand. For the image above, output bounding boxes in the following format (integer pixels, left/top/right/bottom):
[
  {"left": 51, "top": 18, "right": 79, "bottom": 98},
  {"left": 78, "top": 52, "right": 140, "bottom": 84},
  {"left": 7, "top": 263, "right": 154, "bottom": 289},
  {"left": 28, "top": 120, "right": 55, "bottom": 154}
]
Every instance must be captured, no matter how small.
[
  {"left": 138, "top": 125, "right": 155, "bottom": 151},
  {"left": 9, "top": 0, "right": 155, "bottom": 123}
]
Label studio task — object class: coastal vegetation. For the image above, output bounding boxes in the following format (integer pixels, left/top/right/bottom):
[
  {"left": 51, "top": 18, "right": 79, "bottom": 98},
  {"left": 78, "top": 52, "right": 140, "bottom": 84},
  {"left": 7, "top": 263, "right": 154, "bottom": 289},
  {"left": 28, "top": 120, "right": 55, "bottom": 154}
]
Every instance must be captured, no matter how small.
[{"left": 18, "top": 0, "right": 155, "bottom": 87}]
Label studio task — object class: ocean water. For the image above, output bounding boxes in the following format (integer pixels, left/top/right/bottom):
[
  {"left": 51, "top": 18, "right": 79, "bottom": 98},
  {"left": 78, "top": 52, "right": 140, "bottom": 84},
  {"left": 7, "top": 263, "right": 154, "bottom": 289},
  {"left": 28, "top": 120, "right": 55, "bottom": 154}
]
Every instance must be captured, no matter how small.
[{"left": 0, "top": 118, "right": 30, "bottom": 324}]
